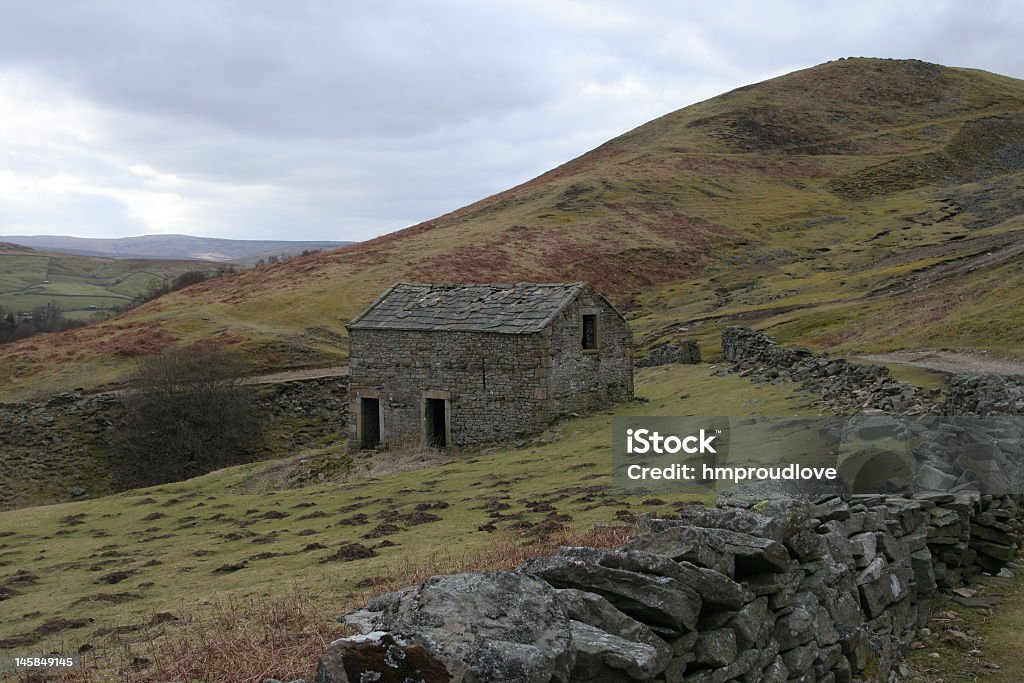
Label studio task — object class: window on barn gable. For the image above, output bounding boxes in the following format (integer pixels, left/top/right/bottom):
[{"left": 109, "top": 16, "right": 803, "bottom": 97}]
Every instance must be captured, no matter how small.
[{"left": 582, "top": 313, "right": 599, "bottom": 350}]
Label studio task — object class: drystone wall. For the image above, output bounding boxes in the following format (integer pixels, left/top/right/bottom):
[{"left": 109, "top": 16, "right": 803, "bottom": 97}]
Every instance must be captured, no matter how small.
[
  {"left": 0, "top": 392, "right": 119, "bottom": 510},
  {"left": 720, "top": 326, "right": 1024, "bottom": 420},
  {"left": 0, "top": 377, "right": 348, "bottom": 510},
  {"left": 314, "top": 492, "right": 1023, "bottom": 682},
  {"left": 719, "top": 327, "right": 1024, "bottom": 498},
  {"left": 720, "top": 327, "right": 937, "bottom": 415}
]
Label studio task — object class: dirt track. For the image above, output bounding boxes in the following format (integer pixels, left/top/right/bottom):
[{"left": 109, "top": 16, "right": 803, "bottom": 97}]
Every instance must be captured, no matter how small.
[
  {"left": 856, "top": 351, "right": 1024, "bottom": 377},
  {"left": 241, "top": 366, "right": 347, "bottom": 385}
]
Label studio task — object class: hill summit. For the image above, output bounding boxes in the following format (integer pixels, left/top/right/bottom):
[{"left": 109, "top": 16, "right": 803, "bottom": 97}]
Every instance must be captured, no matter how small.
[{"left": 3, "top": 57, "right": 1024, "bottom": 399}]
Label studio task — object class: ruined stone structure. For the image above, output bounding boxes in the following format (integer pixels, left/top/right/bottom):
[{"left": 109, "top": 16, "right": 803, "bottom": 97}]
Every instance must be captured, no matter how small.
[
  {"left": 637, "top": 339, "right": 702, "bottom": 367},
  {"left": 346, "top": 282, "right": 633, "bottom": 449}
]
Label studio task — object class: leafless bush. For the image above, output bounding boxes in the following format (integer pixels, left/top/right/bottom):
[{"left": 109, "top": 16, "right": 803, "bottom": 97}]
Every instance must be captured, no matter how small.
[{"left": 112, "top": 346, "right": 263, "bottom": 488}]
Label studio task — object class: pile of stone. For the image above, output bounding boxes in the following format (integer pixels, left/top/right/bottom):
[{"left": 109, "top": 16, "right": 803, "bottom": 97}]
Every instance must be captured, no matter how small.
[
  {"left": 313, "top": 490, "right": 1024, "bottom": 683},
  {"left": 943, "top": 373, "right": 1024, "bottom": 416},
  {"left": 638, "top": 340, "right": 702, "bottom": 368},
  {"left": 720, "top": 327, "right": 937, "bottom": 415}
]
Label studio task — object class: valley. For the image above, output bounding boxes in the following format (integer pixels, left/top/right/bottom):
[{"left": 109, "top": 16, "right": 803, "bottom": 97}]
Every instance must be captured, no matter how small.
[{"left": 0, "top": 243, "right": 226, "bottom": 321}]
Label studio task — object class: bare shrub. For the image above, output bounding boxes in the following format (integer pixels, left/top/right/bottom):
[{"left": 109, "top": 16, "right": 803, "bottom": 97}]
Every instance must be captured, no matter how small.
[{"left": 112, "top": 346, "right": 262, "bottom": 488}]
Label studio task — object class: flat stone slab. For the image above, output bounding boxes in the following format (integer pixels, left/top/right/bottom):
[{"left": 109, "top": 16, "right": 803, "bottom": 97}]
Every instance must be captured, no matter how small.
[
  {"left": 570, "top": 620, "right": 669, "bottom": 681},
  {"left": 952, "top": 595, "right": 1002, "bottom": 609},
  {"left": 521, "top": 548, "right": 702, "bottom": 634},
  {"left": 622, "top": 525, "right": 790, "bottom": 577}
]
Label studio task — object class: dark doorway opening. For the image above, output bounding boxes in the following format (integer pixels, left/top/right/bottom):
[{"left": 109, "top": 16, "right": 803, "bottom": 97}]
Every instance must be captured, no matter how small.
[
  {"left": 360, "top": 397, "right": 380, "bottom": 449},
  {"left": 425, "top": 398, "right": 447, "bottom": 448}
]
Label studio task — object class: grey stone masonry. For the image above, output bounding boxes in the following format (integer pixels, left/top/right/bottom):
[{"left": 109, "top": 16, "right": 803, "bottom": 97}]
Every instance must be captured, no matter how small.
[
  {"left": 347, "top": 283, "right": 633, "bottom": 449},
  {"left": 316, "top": 491, "right": 1023, "bottom": 682}
]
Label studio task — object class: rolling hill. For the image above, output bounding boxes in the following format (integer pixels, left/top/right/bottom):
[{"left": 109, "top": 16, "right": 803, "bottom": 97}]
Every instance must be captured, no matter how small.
[
  {"left": 0, "top": 234, "right": 353, "bottom": 264},
  {"left": 2, "top": 57, "right": 1024, "bottom": 400},
  {"left": 0, "top": 242, "right": 228, "bottom": 320}
]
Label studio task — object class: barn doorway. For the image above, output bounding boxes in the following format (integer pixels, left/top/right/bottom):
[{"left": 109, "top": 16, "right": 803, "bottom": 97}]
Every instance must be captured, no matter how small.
[
  {"left": 359, "top": 397, "right": 381, "bottom": 449},
  {"left": 425, "top": 398, "right": 448, "bottom": 448}
]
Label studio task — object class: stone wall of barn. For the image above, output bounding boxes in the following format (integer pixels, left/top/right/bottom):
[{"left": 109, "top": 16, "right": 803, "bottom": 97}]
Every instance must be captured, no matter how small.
[
  {"left": 544, "top": 292, "right": 634, "bottom": 418},
  {"left": 347, "top": 328, "right": 549, "bottom": 448}
]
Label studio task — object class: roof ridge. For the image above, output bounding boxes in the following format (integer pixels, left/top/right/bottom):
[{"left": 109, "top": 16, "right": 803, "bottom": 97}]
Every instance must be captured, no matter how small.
[{"left": 347, "top": 282, "right": 592, "bottom": 334}]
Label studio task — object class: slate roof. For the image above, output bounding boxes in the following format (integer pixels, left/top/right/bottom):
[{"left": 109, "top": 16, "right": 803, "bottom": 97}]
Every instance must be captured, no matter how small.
[{"left": 347, "top": 282, "right": 587, "bottom": 334}]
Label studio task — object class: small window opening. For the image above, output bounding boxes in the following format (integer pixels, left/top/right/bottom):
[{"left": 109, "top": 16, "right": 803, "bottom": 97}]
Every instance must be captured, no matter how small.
[
  {"left": 582, "top": 314, "right": 598, "bottom": 350},
  {"left": 360, "top": 397, "right": 381, "bottom": 449}
]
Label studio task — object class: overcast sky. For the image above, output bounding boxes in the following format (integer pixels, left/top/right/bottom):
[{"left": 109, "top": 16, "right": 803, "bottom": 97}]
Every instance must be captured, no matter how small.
[{"left": 0, "top": 1, "right": 1022, "bottom": 242}]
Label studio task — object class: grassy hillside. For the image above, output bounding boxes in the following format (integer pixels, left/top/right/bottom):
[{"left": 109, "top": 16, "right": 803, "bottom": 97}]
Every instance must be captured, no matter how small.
[
  {"left": 0, "top": 243, "right": 227, "bottom": 321},
  {"left": 0, "top": 366, "right": 810, "bottom": 675},
  {"left": 3, "top": 58, "right": 1024, "bottom": 400}
]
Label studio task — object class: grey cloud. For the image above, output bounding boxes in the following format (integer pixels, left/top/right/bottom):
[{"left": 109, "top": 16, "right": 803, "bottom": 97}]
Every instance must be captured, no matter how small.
[{"left": 0, "top": 1, "right": 1022, "bottom": 241}]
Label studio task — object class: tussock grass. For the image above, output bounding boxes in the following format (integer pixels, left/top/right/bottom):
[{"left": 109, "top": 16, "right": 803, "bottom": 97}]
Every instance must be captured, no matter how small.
[{"left": 54, "top": 524, "right": 636, "bottom": 683}]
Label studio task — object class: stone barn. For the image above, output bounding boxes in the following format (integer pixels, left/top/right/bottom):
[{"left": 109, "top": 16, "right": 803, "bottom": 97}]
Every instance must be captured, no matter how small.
[{"left": 346, "top": 282, "right": 633, "bottom": 449}]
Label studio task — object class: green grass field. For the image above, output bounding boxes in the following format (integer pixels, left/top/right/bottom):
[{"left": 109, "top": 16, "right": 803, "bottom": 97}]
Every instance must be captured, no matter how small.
[
  {"left": 0, "top": 365, "right": 810, "bottom": 668},
  {"left": 903, "top": 569, "right": 1024, "bottom": 682},
  {"left": 0, "top": 246, "right": 226, "bottom": 318}
]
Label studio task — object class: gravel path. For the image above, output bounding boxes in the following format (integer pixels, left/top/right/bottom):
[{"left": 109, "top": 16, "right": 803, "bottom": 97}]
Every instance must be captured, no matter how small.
[
  {"left": 241, "top": 366, "right": 347, "bottom": 385},
  {"left": 856, "top": 351, "right": 1024, "bottom": 377}
]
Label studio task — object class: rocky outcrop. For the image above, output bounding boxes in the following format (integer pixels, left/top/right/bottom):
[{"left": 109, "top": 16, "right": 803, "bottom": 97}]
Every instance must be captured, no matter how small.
[{"left": 315, "top": 492, "right": 1022, "bottom": 682}]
